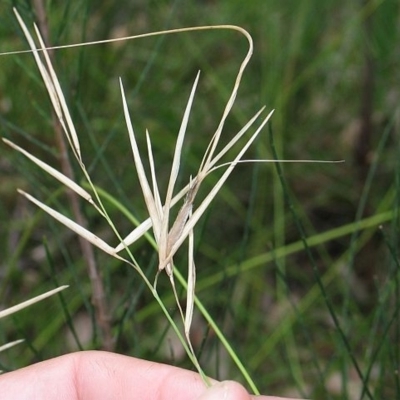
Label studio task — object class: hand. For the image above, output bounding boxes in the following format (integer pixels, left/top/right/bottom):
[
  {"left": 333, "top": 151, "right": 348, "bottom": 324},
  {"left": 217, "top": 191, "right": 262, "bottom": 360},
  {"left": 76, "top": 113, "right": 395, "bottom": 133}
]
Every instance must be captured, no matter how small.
[{"left": 0, "top": 351, "right": 299, "bottom": 399}]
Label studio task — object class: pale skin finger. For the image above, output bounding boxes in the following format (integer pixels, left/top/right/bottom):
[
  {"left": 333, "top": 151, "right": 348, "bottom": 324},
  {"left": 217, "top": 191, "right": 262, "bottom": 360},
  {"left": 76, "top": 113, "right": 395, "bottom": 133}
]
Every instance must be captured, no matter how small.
[{"left": 0, "top": 351, "right": 300, "bottom": 400}]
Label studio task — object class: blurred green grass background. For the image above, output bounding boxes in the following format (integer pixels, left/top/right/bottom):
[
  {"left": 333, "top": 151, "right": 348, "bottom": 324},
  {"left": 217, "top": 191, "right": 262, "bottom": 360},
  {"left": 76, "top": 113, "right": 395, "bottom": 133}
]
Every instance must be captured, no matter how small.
[{"left": 0, "top": 0, "right": 399, "bottom": 398}]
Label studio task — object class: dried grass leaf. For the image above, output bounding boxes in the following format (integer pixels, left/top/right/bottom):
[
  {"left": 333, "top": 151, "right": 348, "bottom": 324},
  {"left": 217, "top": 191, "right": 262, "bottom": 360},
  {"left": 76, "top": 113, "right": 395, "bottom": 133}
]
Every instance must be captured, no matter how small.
[
  {"left": 185, "top": 210, "right": 196, "bottom": 336},
  {"left": 120, "top": 78, "right": 162, "bottom": 240},
  {"left": 18, "top": 190, "right": 116, "bottom": 255},
  {"left": 14, "top": 9, "right": 82, "bottom": 160},
  {"left": 0, "top": 285, "right": 68, "bottom": 319},
  {"left": 146, "top": 130, "right": 163, "bottom": 220},
  {"left": 0, "top": 339, "right": 25, "bottom": 354},
  {"left": 3, "top": 138, "right": 100, "bottom": 211},
  {"left": 159, "top": 72, "right": 200, "bottom": 269}
]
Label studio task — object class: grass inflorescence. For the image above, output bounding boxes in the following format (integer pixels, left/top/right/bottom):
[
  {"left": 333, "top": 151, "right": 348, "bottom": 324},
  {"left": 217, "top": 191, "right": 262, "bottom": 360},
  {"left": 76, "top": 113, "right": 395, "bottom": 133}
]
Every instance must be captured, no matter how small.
[{"left": 0, "top": 1, "right": 399, "bottom": 398}]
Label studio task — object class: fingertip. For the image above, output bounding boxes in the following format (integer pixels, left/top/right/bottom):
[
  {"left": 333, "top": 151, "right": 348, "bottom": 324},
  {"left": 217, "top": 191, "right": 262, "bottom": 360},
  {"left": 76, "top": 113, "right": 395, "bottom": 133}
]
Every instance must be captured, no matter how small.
[{"left": 197, "top": 380, "right": 251, "bottom": 400}]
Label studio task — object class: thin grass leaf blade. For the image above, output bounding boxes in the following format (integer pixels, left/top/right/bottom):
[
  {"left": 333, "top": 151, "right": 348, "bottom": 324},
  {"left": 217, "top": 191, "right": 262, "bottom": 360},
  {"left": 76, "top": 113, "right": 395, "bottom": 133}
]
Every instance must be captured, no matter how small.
[
  {"left": 0, "top": 285, "right": 68, "bottom": 319},
  {"left": 0, "top": 339, "right": 25, "bottom": 353},
  {"left": 18, "top": 190, "right": 116, "bottom": 255},
  {"left": 119, "top": 78, "right": 161, "bottom": 239},
  {"left": 159, "top": 72, "right": 200, "bottom": 264},
  {"left": 114, "top": 218, "right": 153, "bottom": 252},
  {"left": 13, "top": 9, "right": 82, "bottom": 160},
  {"left": 2, "top": 139, "right": 100, "bottom": 211},
  {"left": 33, "top": 24, "right": 82, "bottom": 160},
  {"left": 164, "top": 71, "right": 201, "bottom": 204},
  {"left": 146, "top": 130, "right": 163, "bottom": 219},
  {"left": 13, "top": 10, "right": 62, "bottom": 121},
  {"left": 185, "top": 214, "right": 196, "bottom": 336}
]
